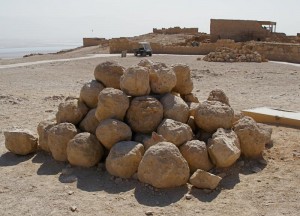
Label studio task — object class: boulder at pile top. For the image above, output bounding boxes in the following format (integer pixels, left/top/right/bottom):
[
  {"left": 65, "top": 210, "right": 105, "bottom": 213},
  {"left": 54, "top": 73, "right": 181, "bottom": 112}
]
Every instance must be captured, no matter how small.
[
  {"left": 94, "top": 61, "right": 124, "bottom": 89},
  {"left": 207, "top": 89, "right": 230, "bottom": 106},
  {"left": 126, "top": 96, "right": 163, "bottom": 134},
  {"left": 194, "top": 100, "right": 234, "bottom": 132},
  {"left": 48, "top": 123, "right": 78, "bottom": 162},
  {"left": 149, "top": 65, "right": 177, "bottom": 94},
  {"left": 189, "top": 169, "right": 222, "bottom": 190},
  {"left": 95, "top": 88, "right": 129, "bottom": 122},
  {"left": 56, "top": 98, "right": 89, "bottom": 125},
  {"left": 138, "top": 142, "right": 190, "bottom": 188},
  {"left": 79, "top": 80, "right": 105, "bottom": 108},
  {"left": 4, "top": 129, "right": 38, "bottom": 155},
  {"left": 95, "top": 119, "right": 132, "bottom": 150},
  {"left": 37, "top": 119, "right": 56, "bottom": 152},
  {"left": 208, "top": 128, "right": 241, "bottom": 168},
  {"left": 67, "top": 132, "right": 104, "bottom": 168},
  {"left": 171, "top": 64, "right": 193, "bottom": 95},
  {"left": 233, "top": 116, "right": 270, "bottom": 158},
  {"left": 106, "top": 141, "right": 145, "bottom": 178}
]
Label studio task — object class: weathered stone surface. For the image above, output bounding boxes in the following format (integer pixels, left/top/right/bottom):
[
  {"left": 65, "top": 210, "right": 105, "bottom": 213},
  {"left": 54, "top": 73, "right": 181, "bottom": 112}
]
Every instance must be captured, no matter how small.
[
  {"left": 79, "top": 80, "right": 105, "bottom": 108},
  {"left": 187, "top": 102, "right": 199, "bottom": 117},
  {"left": 106, "top": 141, "right": 145, "bottom": 178},
  {"left": 233, "top": 111, "right": 245, "bottom": 123},
  {"left": 126, "top": 96, "right": 163, "bottom": 134},
  {"left": 120, "top": 66, "right": 150, "bottom": 96},
  {"left": 95, "top": 119, "right": 132, "bottom": 150},
  {"left": 160, "top": 93, "right": 189, "bottom": 123},
  {"left": 171, "top": 64, "right": 193, "bottom": 95},
  {"left": 94, "top": 61, "right": 124, "bottom": 89},
  {"left": 233, "top": 117, "right": 269, "bottom": 158},
  {"left": 79, "top": 109, "right": 99, "bottom": 134},
  {"left": 194, "top": 100, "right": 234, "bottom": 132},
  {"left": 182, "top": 93, "right": 199, "bottom": 103},
  {"left": 257, "top": 123, "right": 273, "bottom": 145},
  {"left": 4, "top": 129, "right": 38, "bottom": 155},
  {"left": 143, "top": 132, "right": 166, "bottom": 150},
  {"left": 138, "top": 142, "right": 190, "bottom": 188},
  {"left": 48, "top": 123, "right": 77, "bottom": 161},
  {"left": 187, "top": 116, "right": 197, "bottom": 132},
  {"left": 37, "top": 119, "right": 56, "bottom": 152},
  {"left": 137, "top": 59, "right": 154, "bottom": 68},
  {"left": 95, "top": 88, "right": 129, "bottom": 122},
  {"left": 56, "top": 98, "right": 89, "bottom": 125},
  {"left": 208, "top": 128, "right": 241, "bottom": 168},
  {"left": 157, "top": 119, "right": 193, "bottom": 147},
  {"left": 179, "top": 140, "right": 213, "bottom": 172},
  {"left": 149, "top": 66, "right": 177, "bottom": 94},
  {"left": 67, "top": 132, "right": 104, "bottom": 167},
  {"left": 207, "top": 89, "right": 230, "bottom": 106},
  {"left": 189, "top": 169, "right": 222, "bottom": 190}
]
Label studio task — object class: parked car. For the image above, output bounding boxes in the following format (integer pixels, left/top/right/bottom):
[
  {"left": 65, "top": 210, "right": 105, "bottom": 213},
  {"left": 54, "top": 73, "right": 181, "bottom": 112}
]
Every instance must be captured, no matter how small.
[{"left": 134, "top": 42, "right": 152, "bottom": 57}]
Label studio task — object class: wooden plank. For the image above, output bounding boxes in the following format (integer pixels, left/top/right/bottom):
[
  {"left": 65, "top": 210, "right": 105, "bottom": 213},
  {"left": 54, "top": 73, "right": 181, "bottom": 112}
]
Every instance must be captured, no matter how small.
[{"left": 242, "top": 107, "right": 300, "bottom": 128}]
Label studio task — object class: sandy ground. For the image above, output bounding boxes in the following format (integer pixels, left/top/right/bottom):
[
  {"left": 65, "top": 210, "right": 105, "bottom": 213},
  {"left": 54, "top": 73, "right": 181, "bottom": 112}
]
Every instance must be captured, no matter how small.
[{"left": 0, "top": 48, "right": 300, "bottom": 216}]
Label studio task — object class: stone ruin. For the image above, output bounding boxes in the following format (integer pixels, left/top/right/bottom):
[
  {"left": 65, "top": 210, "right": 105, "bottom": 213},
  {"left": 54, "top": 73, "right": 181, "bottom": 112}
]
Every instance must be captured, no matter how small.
[
  {"left": 203, "top": 46, "right": 268, "bottom": 63},
  {"left": 4, "top": 60, "right": 272, "bottom": 190}
]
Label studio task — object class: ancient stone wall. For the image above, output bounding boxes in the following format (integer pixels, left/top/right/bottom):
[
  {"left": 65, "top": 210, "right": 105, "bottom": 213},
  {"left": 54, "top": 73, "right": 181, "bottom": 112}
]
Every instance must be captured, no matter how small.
[
  {"left": 83, "top": 38, "right": 109, "bottom": 47},
  {"left": 153, "top": 27, "right": 198, "bottom": 34},
  {"left": 210, "top": 19, "right": 271, "bottom": 42}
]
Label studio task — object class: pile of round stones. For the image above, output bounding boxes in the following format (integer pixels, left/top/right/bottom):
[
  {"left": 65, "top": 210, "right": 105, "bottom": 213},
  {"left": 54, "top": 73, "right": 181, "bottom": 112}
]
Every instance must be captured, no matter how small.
[{"left": 4, "top": 59, "right": 272, "bottom": 189}]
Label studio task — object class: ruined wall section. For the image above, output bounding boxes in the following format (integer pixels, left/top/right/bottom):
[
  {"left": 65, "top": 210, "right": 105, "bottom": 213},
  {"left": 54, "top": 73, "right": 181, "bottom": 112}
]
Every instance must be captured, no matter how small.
[
  {"left": 210, "top": 19, "right": 271, "bottom": 42},
  {"left": 153, "top": 27, "right": 198, "bottom": 34},
  {"left": 83, "top": 38, "right": 109, "bottom": 47}
]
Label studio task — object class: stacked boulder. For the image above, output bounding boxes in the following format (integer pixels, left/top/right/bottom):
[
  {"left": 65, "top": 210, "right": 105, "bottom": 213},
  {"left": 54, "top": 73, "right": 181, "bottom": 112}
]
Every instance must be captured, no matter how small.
[
  {"left": 203, "top": 46, "right": 268, "bottom": 63},
  {"left": 4, "top": 60, "right": 272, "bottom": 190}
]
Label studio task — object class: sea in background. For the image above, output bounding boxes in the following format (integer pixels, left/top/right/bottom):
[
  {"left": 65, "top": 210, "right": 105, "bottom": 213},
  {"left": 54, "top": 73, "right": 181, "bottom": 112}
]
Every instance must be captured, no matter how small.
[{"left": 0, "top": 38, "right": 82, "bottom": 59}]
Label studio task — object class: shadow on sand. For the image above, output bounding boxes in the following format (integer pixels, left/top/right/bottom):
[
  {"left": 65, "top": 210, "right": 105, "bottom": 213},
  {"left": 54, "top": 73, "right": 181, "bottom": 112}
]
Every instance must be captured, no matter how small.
[{"left": 0, "top": 152, "right": 35, "bottom": 166}]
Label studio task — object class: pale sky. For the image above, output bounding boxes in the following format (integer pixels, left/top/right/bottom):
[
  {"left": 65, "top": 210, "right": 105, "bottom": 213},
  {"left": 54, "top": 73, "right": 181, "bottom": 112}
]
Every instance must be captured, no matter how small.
[{"left": 0, "top": 0, "right": 299, "bottom": 45}]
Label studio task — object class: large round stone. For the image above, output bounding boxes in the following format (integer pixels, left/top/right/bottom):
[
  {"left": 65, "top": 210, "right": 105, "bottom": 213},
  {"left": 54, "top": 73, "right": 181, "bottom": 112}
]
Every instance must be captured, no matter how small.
[
  {"left": 67, "top": 132, "right": 104, "bottom": 167},
  {"left": 157, "top": 119, "right": 193, "bottom": 147},
  {"left": 56, "top": 98, "right": 89, "bottom": 125},
  {"left": 171, "top": 64, "right": 193, "bottom": 95},
  {"left": 194, "top": 100, "right": 234, "bottom": 132},
  {"left": 138, "top": 142, "right": 190, "bottom": 188},
  {"left": 37, "top": 119, "right": 56, "bottom": 152},
  {"left": 94, "top": 61, "right": 124, "bottom": 89},
  {"left": 179, "top": 140, "right": 213, "bottom": 172},
  {"left": 79, "top": 80, "right": 105, "bottom": 108},
  {"left": 95, "top": 119, "right": 132, "bottom": 150},
  {"left": 160, "top": 93, "right": 189, "bottom": 123},
  {"left": 79, "top": 109, "right": 99, "bottom": 134},
  {"left": 120, "top": 66, "right": 150, "bottom": 96},
  {"left": 149, "top": 66, "right": 177, "bottom": 94},
  {"left": 106, "top": 141, "right": 145, "bottom": 178},
  {"left": 4, "top": 129, "right": 38, "bottom": 155},
  {"left": 95, "top": 88, "right": 129, "bottom": 122},
  {"left": 48, "top": 123, "right": 77, "bottom": 161},
  {"left": 126, "top": 96, "right": 163, "bottom": 134}
]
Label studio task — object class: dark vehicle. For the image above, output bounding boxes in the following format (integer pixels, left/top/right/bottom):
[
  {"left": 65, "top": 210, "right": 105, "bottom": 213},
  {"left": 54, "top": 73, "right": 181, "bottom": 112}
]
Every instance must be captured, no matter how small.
[{"left": 134, "top": 42, "right": 152, "bottom": 57}]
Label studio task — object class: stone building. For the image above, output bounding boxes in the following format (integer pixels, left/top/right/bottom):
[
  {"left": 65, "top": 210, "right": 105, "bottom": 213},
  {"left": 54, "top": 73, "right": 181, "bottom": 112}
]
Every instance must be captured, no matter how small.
[{"left": 210, "top": 19, "right": 277, "bottom": 42}]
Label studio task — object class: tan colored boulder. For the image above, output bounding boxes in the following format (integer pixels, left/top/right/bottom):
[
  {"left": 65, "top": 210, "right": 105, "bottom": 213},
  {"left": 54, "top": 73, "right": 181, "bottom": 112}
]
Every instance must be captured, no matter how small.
[
  {"left": 138, "top": 142, "right": 190, "bottom": 188},
  {"left": 257, "top": 123, "right": 273, "bottom": 145},
  {"left": 233, "top": 111, "right": 245, "bottom": 123},
  {"left": 79, "top": 80, "right": 105, "bottom": 108},
  {"left": 48, "top": 123, "right": 77, "bottom": 161},
  {"left": 179, "top": 140, "right": 213, "bottom": 172},
  {"left": 208, "top": 128, "right": 241, "bottom": 168},
  {"left": 56, "top": 98, "right": 89, "bottom": 125},
  {"left": 233, "top": 117, "right": 269, "bottom": 158},
  {"left": 157, "top": 119, "right": 193, "bottom": 147},
  {"left": 94, "top": 61, "right": 124, "bottom": 89},
  {"left": 37, "top": 119, "right": 56, "bottom": 152},
  {"left": 95, "top": 119, "right": 132, "bottom": 150},
  {"left": 160, "top": 93, "right": 189, "bottom": 123},
  {"left": 143, "top": 132, "right": 166, "bottom": 150},
  {"left": 120, "top": 66, "right": 150, "bottom": 96},
  {"left": 95, "top": 88, "right": 129, "bottom": 122},
  {"left": 194, "top": 100, "right": 234, "bottom": 132},
  {"left": 126, "top": 96, "right": 163, "bottom": 134},
  {"left": 187, "top": 102, "right": 199, "bottom": 117},
  {"left": 106, "top": 141, "right": 145, "bottom": 178},
  {"left": 207, "top": 89, "right": 230, "bottom": 106},
  {"left": 149, "top": 66, "right": 177, "bottom": 94},
  {"left": 182, "top": 93, "right": 199, "bottom": 103},
  {"left": 189, "top": 169, "right": 222, "bottom": 190},
  {"left": 171, "top": 64, "right": 193, "bottom": 95},
  {"left": 4, "top": 129, "right": 38, "bottom": 155},
  {"left": 137, "top": 59, "right": 154, "bottom": 68},
  {"left": 79, "top": 109, "right": 99, "bottom": 134},
  {"left": 67, "top": 132, "right": 103, "bottom": 167}
]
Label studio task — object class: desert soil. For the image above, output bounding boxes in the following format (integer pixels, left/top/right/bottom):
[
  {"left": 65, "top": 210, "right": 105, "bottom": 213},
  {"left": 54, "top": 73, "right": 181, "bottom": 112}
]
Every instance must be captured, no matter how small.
[{"left": 0, "top": 47, "right": 299, "bottom": 216}]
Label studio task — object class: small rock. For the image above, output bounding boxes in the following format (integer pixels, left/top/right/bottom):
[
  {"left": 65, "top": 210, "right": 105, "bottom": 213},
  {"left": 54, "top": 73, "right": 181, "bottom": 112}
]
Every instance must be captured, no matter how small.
[
  {"left": 185, "top": 194, "right": 192, "bottom": 200},
  {"left": 61, "top": 175, "right": 78, "bottom": 183},
  {"left": 145, "top": 210, "right": 154, "bottom": 216},
  {"left": 70, "top": 206, "right": 77, "bottom": 212},
  {"left": 68, "top": 190, "right": 74, "bottom": 195},
  {"left": 251, "top": 167, "right": 262, "bottom": 173}
]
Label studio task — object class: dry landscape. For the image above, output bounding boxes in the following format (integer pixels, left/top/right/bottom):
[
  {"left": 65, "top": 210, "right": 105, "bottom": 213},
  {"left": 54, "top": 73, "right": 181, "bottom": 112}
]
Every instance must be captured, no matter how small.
[{"left": 0, "top": 46, "right": 300, "bottom": 216}]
